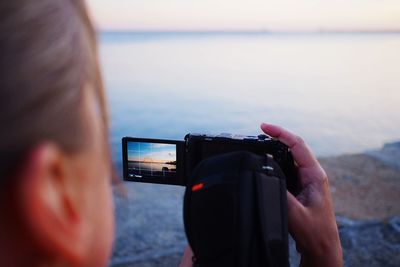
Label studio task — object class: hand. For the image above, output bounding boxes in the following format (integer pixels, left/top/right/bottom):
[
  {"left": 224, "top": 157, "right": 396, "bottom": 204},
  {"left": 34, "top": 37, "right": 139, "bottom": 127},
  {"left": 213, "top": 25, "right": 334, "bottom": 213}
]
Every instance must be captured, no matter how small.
[
  {"left": 178, "top": 245, "right": 194, "bottom": 267},
  {"left": 261, "top": 123, "right": 343, "bottom": 267}
]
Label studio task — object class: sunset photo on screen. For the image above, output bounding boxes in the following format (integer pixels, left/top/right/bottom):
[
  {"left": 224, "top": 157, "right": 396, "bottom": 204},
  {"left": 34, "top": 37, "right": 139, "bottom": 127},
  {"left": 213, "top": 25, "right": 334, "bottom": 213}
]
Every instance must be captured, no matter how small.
[{"left": 127, "top": 142, "right": 177, "bottom": 178}]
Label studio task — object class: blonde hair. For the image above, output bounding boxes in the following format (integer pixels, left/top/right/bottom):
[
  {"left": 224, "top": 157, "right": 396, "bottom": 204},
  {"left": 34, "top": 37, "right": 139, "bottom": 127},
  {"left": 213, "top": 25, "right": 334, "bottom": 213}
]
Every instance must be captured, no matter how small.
[{"left": 0, "top": 0, "right": 109, "bottom": 178}]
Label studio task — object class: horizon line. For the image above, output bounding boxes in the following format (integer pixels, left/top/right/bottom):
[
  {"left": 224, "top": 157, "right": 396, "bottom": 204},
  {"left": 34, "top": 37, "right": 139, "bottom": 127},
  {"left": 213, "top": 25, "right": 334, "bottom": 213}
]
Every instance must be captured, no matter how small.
[{"left": 99, "top": 29, "right": 400, "bottom": 34}]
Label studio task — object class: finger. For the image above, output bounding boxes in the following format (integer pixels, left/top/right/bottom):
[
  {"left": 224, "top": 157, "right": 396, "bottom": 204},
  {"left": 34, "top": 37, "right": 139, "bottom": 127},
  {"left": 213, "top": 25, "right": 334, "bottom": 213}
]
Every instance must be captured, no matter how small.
[
  {"left": 286, "top": 191, "right": 306, "bottom": 238},
  {"left": 178, "top": 245, "right": 194, "bottom": 267},
  {"left": 260, "top": 123, "right": 318, "bottom": 169}
]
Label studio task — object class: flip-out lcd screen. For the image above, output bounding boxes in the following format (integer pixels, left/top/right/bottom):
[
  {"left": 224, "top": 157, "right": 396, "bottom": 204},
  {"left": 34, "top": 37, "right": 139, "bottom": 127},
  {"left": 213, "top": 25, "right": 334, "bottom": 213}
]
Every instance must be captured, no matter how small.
[{"left": 122, "top": 137, "right": 185, "bottom": 185}]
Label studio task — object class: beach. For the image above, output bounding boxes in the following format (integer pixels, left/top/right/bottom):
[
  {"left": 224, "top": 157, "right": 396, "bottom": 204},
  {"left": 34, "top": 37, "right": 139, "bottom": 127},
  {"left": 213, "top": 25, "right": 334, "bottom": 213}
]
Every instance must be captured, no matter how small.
[
  {"left": 110, "top": 141, "right": 400, "bottom": 267},
  {"left": 321, "top": 152, "right": 400, "bottom": 220}
]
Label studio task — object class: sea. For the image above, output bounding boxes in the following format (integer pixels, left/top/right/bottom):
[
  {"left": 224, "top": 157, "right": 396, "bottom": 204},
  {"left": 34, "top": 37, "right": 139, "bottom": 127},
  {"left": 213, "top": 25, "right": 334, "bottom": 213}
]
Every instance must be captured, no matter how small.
[
  {"left": 101, "top": 32, "right": 400, "bottom": 265},
  {"left": 99, "top": 32, "right": 400, "bottom": 160}
]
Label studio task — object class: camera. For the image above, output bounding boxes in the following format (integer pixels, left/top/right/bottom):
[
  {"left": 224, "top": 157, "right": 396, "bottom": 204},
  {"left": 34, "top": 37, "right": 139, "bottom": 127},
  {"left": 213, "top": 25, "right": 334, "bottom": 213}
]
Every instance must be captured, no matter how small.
[{"left": 122, "top": 133, "right": 298, "bottom": 194}]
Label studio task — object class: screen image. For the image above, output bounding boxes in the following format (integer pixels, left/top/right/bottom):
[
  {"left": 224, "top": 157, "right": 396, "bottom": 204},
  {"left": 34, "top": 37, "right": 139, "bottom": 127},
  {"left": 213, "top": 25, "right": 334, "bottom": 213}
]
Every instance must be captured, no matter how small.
[{"left": 127, "top": 141, "right": 177, "bottom": 179}]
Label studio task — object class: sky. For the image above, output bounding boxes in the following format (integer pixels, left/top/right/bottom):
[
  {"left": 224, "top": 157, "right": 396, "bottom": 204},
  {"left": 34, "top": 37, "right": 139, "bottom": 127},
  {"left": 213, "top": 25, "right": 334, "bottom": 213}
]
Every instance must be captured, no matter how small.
[
  {"left": 86, "top": 0, "right": 400, "bottom": 31},
  {"left": 128, "top": 142, "right": 176, "bottom": 162}
]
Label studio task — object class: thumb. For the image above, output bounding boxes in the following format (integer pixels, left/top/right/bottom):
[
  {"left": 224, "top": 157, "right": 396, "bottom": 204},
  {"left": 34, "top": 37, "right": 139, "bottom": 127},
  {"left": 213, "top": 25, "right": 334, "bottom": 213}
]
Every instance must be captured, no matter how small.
[
  {"left": 179, "top": 245, "right": 194, "bottom": 267},
  {"left": 286, "top": 191, "right": 305, "bottom": 235}
]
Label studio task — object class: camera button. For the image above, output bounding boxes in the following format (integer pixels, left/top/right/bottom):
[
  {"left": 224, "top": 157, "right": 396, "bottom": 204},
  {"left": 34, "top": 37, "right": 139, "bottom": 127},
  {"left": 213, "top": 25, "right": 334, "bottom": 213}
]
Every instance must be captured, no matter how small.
[{"left": 258, "top": 134, "right": 268, "bottom": 140}]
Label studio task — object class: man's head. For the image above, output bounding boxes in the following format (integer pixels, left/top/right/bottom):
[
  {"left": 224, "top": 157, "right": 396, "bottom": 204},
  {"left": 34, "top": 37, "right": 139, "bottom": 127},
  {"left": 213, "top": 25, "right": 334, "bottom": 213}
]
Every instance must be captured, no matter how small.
[{"left": 0, "top": 1, "right": 114, "bottom": 266}]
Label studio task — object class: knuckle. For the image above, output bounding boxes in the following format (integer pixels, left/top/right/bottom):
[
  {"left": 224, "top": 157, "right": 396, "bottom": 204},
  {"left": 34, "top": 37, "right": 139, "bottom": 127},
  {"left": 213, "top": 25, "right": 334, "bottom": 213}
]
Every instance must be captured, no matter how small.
[
  {"left": 319, "top": 167, "right": 328, "bottom": 181},
  {"left": 314, "top": 166, "right": 328, "bottom": 183},
  {"left": 295, "top": 135, "right": 305, "bottom": 146}
]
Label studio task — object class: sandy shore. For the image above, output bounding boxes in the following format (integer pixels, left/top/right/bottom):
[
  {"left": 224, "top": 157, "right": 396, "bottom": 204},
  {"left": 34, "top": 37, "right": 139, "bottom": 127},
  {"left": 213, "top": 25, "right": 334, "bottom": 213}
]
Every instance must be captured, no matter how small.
[
  {"left": 111, "top": 142, "right": 400, "bottom": 267},
  {"left": 320, "top": 153, "right": 400, "bottom": 219}
]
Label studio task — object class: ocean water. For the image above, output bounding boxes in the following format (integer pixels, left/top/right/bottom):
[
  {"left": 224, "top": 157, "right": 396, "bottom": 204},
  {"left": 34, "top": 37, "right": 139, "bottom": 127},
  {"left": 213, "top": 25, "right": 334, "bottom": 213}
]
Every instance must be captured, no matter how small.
[
  {"left": 99, "top": 32, "right": 400, "bottom": 159},
  {"left": 104, "top": 32, "right": 400, "bottom": 265}
]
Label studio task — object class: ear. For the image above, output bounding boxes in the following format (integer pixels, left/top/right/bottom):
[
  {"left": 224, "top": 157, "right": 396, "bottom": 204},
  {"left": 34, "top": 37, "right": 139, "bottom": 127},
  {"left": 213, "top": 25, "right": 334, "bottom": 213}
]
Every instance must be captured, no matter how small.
[{"left": 16, "top": 144, "right": 87, "bottom": 266}]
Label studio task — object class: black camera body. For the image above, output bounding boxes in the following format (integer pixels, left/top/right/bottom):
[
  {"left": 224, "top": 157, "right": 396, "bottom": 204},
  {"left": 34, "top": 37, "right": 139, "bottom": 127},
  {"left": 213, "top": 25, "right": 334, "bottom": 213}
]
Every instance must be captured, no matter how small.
[{"left": 122, "top": 133, "right": 298, "bottom": 194}]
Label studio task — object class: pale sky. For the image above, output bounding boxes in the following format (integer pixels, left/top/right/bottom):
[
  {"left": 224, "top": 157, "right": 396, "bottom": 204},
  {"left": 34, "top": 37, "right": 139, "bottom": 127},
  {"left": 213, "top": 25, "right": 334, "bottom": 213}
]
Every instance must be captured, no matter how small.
[{"left": 86, "top": 0, "right": 400, "bottom": 31}]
